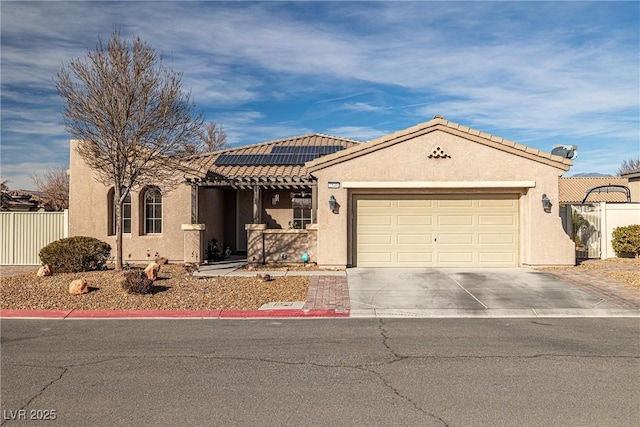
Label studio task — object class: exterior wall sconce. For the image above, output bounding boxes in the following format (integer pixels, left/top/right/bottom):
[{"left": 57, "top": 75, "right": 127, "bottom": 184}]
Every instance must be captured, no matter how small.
[
  {"left": 541, "top": 193, "right": 552, "bottom": 213},
  {"left": 329, "top": 195, "right": 338, "bottom": 213},
  {"left": 271, "top": 193, "right": 280, "bottom": 205}
]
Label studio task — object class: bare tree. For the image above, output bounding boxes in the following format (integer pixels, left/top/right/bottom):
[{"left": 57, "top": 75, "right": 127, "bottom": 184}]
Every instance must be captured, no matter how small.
[
  {"left": 200, "top": 121, "right": 228, "bottom": 152},
  {"left": 184, "top": 121, "right": 228, "bottom": 154},
  {"left": 56, "top": 30, "right": 204, "bottom": 270},
  {"left": 30, "top": 167, "right": 69, "bottom": 211},
  {"left": 618, "top": 157, "right": 640, "bottom": 176}
]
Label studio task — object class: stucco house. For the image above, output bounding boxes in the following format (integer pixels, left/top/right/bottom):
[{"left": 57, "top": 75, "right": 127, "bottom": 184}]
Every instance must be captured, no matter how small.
[{"left": 69, "top": 116, "right": 576, "bottom": 268}]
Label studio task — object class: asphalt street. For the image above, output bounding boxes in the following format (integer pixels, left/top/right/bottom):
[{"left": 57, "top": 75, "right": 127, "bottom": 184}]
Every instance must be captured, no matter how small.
[{"left": 1, "top": 319, "right": 639, "bottom": 426}]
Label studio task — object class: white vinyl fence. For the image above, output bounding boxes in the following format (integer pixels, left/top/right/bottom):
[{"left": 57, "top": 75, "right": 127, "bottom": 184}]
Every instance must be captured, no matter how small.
[
  {"left": 560, "top": 203, "right": 640, "bottom": 259},
  {"left": 0, "top": 211, "right": 69, "bottom": 265}
]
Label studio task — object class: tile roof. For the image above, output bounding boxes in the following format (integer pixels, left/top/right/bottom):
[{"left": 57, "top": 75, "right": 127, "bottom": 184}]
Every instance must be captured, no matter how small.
[
  {"left": 308, "top": 115, "right": 573, "bottom": 172},
  {"left": 559, "top": 177, "right": 630, "bottom": 204},
  {"left": 182, "top": 134, "right": 362, "bottom": 186}
]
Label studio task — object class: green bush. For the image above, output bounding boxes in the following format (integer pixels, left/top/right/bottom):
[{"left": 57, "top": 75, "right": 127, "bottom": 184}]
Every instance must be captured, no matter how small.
[
  {"left": 611, "top": 224, "right": 640, "bottom": 257},
  {"left": 39, "top": 236, "right": 111, "bottom": 273},
  {"left": 121, "top": 271, "right": 153, "bottom": 295}
]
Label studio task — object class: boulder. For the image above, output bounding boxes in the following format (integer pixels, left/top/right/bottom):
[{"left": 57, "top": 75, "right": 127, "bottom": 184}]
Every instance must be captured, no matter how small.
[
  {"left": 155, "top": 257, "right": 168, "bottom": 265},
  {"left": 144, "top": 262, "right": 160, "bottom": 280},
  {"left": 37, "top": 264, "right": 52, "bottom": 277},
  {"left": 68, "top": 278, "right": 88, "bottom": 295},
  {"left": 256, "top": 273, "right": 272, "bottom": 282}
]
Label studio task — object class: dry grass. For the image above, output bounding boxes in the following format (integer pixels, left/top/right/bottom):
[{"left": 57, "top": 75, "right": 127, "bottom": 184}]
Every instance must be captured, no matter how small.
[{"left": 0, "top": 264, "right": 309, "bottom": 311}]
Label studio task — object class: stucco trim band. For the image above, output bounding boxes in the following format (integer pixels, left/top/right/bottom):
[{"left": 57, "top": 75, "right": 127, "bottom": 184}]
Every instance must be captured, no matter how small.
[
  {"left": 181, "top": 223, "right": 205, "bottom": 231},
  {"left": 341, "top": 181, "right": 536, "bottom": 189}
]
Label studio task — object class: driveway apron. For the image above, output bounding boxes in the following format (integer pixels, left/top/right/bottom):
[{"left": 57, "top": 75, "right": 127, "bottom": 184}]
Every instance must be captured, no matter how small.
[{"left": 347, "top": 268, "right": 624, "bottom": 317}]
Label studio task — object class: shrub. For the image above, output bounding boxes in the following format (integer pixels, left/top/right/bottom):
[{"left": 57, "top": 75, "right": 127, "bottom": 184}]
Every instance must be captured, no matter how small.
[
  {"left": 121, "top": 271, "right": 153, "bottom": 295},
  {"left": 39, "top": 236, "right": 111, "bottom": 273},
  {"left": 611, "top": 224, "right": 640, "bottom": 257}
]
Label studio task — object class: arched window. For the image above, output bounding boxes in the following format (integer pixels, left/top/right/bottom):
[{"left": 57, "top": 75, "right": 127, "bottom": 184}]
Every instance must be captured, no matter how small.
[
  {"left": 108, "top": 189, "right": 131, "bottom": 235},
  {"left": 143, "top": 187, "right": 162, "bottom": 234}
]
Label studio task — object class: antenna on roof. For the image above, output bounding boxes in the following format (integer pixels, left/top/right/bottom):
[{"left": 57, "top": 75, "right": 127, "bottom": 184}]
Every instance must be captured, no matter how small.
[{"left": 551, "top": 145, "right": 578, "bottom": 160}]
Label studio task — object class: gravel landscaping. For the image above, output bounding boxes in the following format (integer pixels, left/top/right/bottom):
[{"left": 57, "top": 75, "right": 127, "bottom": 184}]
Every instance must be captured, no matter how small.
[
  {"left": 0, "top": 264, "right": 309, "bottom": 311},
  {"left": 1, "top": 258, "right": 638, "bottom": 311}
]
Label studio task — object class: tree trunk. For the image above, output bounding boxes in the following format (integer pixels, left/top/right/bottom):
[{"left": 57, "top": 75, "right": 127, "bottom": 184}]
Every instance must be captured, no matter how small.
[{"left": 114, "top": 188, "right": 123, "bottom": 271}]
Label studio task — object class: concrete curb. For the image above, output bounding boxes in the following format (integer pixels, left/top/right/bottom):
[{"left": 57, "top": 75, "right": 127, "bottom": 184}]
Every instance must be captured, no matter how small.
[{"left": 0, "top": 308, "right": 351, "bottom": 319}]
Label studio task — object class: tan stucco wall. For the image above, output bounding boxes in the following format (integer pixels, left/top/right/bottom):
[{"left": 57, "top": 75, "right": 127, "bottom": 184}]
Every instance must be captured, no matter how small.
[
  {"left": 245, "top": 224, "right": 316, "bottom": 264},
  {"left": 627, "top": 177, "right": 640, "bottom": 202},
  {"left": 311, "top": 130, "right": 575, "bottom": 268},
  {"left": 69, "top": 140, "right": 193, "bottom": 263}
]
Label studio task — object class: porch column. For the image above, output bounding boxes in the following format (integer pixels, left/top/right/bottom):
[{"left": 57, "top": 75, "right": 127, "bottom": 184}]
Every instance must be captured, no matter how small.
[
  {"left": 311, "top": 183, "right": 318, "bottom": 224},
  {"left": 252, "top": 185, "right": 261, "bottom": 223},
  {"left": 182, "top": 223, "right": 205, "bottom": 263},
  {"left": 190, "top": 184, "right": 198, "bottom": 223}
]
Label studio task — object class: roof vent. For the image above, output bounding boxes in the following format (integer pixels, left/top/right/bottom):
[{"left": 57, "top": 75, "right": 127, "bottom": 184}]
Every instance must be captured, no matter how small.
[{"left": 551, "top": 145, "right": 578, "bottom": 160}]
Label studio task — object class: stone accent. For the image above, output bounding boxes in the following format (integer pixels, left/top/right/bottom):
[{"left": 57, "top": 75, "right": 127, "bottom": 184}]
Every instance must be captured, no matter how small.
[
  {"left": 37, "top": 265, "right": 52, "bottom": 277},
  {"left": 144, "top": 262, "right": 160, "bottom": 281},
  {"left": 68, "top": 278, "right": 88, "bottom": 295}
]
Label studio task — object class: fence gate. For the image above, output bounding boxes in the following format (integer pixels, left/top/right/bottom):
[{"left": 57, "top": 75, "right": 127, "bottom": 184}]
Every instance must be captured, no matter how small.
[
  {"left": 570, "top": 204, "right": 601, "bottom": 259},
  {"left": 0, "top": 211, "right": 68, "bottom": 265}
]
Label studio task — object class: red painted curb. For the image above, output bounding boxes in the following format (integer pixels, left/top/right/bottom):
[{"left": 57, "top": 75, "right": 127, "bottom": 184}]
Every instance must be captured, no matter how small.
[
  {"left": 0, "top": 309, "right": 350, "bottom": 319},
  {"left": 65, "top": 310, "right": 222, "bottom": 318},
  {"left": 0, "top": 309, "right": 72, "bottom": 318}
]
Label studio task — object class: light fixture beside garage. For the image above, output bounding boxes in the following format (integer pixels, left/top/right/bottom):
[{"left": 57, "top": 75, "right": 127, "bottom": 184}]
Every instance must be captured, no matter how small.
[
  {"left": 329, "top": 195, "right": 338, "bottom": 213},
  {"left": 541, "top": 193, "right": 552, "bottom": 213}
]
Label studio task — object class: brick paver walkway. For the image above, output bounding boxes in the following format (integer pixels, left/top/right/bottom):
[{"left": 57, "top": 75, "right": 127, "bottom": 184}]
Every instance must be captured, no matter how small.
[
  {"left": 543, "top": 269, "right": 640, "bottom": 309},
  {"left": 304, "top": 276, "right": 350, "bottom": 313}
]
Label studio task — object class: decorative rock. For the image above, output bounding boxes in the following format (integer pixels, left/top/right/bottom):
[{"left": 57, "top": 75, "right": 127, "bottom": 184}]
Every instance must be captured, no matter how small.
[
  {"left": 144, "top": 262, "right": 160, "bottom": 280},
  {"left": 257, "top": 273, "right": 272, "bottom": 282},
  {"left": 155, "top": 257, "right": 168, "bottom": 265},
  {"left": 37, "top": 264, "right": 52, "bottom": 277},
  {"left": 68, "top": 278, "right": 88, "bottom": 295}
]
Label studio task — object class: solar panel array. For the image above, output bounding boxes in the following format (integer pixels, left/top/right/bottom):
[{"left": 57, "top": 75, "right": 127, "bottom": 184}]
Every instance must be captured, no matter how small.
[{"left": 214, "top": 145, "right": 344, "bottom": 166}]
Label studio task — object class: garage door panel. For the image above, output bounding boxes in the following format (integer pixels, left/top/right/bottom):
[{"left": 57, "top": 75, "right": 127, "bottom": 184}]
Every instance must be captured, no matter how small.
[
  {"left": 397, "top": 199, "right": 434, "bottom": 208},
  {"left": 478, "top": 198, "right": 517, "bottom": 208},
  {"left": 478, "top": 215, "right": 515, "bottom": 225},
  {"left": 359, "top": 199, "right": 393, "bottom": 208},
  {"left": 398, "top": 252, "right": 433, "bottom": 264},
  {"left": 438, "top": 199, "right": 474, "bottom": 208},
  {"left": 355, "top": 194, "right": 518, "bottom": 267},
  {"left": 437, "top": 252, "right": 474, "bottom": 263},
  {"left": 397, "top": 215, "right": 432, "bottom": 226},
  {"left": 479, "top": 233, "right": 516, "bottom": 244},
  {"left": 438, "top": 215, "right": 474, "bottom": 226},
  {"left": 479, "top": 252, "right": 516, "bottom": 264},
  {"left": 437, "top": 234, "right": 474, "bottom": 245},
  {"left": 359, "top": 215, "right": 393, "bottom": 225},
  {"left": 358, "top": 234, "right": 393, "bottom": 245},
  {"left": 397, "top": 233, "right": 433, "bottom": 245},
  {"left": 359, "top": 252, "right": 393, "bottom": 264}
]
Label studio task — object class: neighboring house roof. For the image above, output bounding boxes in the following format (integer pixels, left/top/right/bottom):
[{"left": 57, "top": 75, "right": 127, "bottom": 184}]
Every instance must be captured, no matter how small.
[
  {"left": 183, "top": 134, "right": 362, "bottom": 187},
  {"left": 0, "top": 190, "right": 48, "bottom": 211},
  {"left": 620, "top": 167, "right": 640, "bottom": 180},
  {"left": 559, "top": 177, "right": 630, "bottom": 204},
  {"left": 307, "top": 115, "right": 573, "bottom": 173}
]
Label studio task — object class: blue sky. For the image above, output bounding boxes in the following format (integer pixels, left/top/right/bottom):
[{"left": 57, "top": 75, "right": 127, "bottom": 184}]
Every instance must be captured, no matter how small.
[{"left": 2, "top": 1, "right": 639, "bottom": 190}]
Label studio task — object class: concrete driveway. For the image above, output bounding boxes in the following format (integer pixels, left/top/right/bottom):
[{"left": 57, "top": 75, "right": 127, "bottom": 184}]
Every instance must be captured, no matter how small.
[{"left": 347, "top": 268, "right": 634, "bottom": 318}]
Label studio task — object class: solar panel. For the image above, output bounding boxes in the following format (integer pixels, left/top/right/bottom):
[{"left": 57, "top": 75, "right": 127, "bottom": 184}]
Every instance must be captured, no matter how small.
[{"left": 214, "top": 146, "right": 345, "bottom": 166}]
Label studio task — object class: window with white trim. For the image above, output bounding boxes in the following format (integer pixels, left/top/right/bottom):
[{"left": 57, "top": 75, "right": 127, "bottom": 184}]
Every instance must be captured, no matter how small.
[
  {"left": 144, "top": 187, "right": 162, "bottom": 234},
  {"left": 291, "top": 192, "right": 312, "bottom": 229},
  {"left": 109, "top": 190, "right": 131, "bottom": 235}
]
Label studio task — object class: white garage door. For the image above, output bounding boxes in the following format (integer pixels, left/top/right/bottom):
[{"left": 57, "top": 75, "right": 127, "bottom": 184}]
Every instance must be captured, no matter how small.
[{"left": 355, "top": 194, "right": 519, "bottom": 267}]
